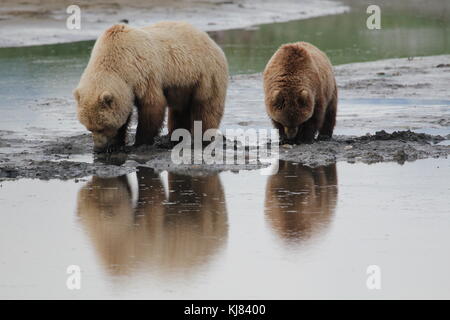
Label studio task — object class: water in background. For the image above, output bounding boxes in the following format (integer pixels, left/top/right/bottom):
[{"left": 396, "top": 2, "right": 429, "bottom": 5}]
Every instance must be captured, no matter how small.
[{"left": 0, "top": 0, "right": 449, "bottom": 100}]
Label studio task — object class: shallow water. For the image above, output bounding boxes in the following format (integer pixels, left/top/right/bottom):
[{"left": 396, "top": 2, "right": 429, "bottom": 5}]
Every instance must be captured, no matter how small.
[{"left": 1, "top": 158, "right": 449, "bottom": 299}]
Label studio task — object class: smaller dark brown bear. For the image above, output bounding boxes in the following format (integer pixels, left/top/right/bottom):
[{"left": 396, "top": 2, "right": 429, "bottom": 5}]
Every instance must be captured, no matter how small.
[{"left": 263, "top": 42, "right": 337, "bottom": 144}]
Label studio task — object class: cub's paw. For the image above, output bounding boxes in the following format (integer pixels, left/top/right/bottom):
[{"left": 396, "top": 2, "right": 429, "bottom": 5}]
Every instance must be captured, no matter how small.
[
  {"left": 279, "top": 137, "right": 295, "bottom": 145},
  {"left": 317, "top": 134, "right": 332, "bottom": 141}
]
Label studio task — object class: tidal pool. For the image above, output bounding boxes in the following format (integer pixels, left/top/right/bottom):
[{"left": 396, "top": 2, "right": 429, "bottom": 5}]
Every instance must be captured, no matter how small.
[{"left": 0, "top": 158, "right": 449, "bottom": 299}]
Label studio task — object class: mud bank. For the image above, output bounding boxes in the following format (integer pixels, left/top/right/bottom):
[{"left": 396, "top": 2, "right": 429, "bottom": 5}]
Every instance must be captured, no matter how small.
[
  {"left": 0, "top": 130, "right": 448, "bottom": 181},
  {"left": 0, "top": 133, "right": 267, "bottom": 180},
  {"left": 278, "top": 130, "right": 449, "bottom": 166},
  {"left": 0, "top": 55, "right": 449, "bottom": 181},
  {"left": 0, "top": 0, "right": 347, "bottom": 47}
]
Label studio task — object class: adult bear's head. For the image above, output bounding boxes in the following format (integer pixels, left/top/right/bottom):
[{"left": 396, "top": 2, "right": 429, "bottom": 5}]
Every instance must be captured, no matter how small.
[{"left": 74, "top": 75, "right": 134, "bottom": 153}]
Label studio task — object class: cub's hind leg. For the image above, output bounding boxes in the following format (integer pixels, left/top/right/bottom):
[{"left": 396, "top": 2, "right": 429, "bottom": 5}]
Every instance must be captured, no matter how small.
[{"left": 318, "top": 90, "right": 337, "bottom": 140}]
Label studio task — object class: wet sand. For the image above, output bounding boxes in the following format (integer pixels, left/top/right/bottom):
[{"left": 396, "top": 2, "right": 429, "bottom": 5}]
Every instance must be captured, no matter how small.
[{"left": 0, "top": 0, "right": 348, "bottom": 47}]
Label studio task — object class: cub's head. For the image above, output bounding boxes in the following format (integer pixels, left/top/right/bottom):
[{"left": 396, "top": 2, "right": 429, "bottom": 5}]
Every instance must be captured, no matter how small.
[
  {"left": 74, "top": 81, "right": 133, "bottom": 153},
  {"left": 267, "top": 88, "right": 314, "bottom": 139}
]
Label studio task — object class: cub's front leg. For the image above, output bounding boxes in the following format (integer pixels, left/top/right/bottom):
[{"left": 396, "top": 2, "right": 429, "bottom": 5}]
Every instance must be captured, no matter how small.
[
  {"left": 297, "top": 119, "right": 318, "bottom": 144},
  {"left": 271, "top": 119, "right": 290, "bottom": 145}
]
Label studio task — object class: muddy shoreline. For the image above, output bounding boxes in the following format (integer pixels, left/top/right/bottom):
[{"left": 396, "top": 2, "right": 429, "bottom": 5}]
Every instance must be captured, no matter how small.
[
  {"left": 1, "top": 54, "right": 449, "bottom": 181},
  {"left": 1, "top": 128, "right": 448, "bottom": 181}
]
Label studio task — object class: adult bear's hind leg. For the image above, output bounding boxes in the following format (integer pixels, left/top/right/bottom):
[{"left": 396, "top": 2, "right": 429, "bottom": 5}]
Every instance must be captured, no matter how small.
[
  {"left": 166, "top": 86, "right": 194, "bottom": 135},
  {"left": 168, "top": 108, "right": 192, "bottom": 134},
  {"left": 191, "top": 78, "right": 225, "bottom": 135}
]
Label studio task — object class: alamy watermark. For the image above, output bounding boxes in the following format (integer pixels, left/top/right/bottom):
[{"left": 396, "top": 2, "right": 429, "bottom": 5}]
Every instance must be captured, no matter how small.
[
  {"left": 366, "top": 5, "right": 381, "bottom": 30},
  {"left": 66, "top": 5, "right": 81, "bottom": 30},
  {"left": 66, "top": 265, "right": 81, "bottom": 290},
  {"left": 366, "top": 265, "right": 382, "bottom": 290},
  {"left": 170, "top": 121, "right": 279, "bottom": 174}
]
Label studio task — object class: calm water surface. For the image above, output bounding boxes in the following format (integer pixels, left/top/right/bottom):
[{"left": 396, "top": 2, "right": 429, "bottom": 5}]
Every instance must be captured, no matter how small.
[{"left": 1, "top": 158, "right": 449, "bottom": 299}]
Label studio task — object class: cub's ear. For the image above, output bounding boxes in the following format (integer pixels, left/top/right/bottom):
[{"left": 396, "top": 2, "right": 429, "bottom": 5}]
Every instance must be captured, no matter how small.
[
  {"left": 100, "top": 91, "right": 113, "bottom": 107},
  {"left": 73, "top": 89, "right": 80, "bottom": 102},
  {"left": 272, "top": 90, "right": 283, "bottom": 110},
  {"left": 300, "top": 89, "right": 308, "bottom": 100},
  {"left": 298, "top": 89, "right": 313, "bottom": 108},
  {"left": 272, "top": 89, "right": 280, "bottom": 101}
]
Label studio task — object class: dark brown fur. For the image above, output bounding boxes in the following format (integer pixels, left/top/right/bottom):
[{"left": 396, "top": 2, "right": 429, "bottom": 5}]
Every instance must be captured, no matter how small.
[{"left": 263, "top": 42, "right": 337, "bottom": 144}]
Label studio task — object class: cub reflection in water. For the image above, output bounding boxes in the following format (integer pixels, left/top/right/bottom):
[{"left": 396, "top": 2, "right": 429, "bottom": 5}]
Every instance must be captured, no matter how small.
[
  {"left": 76, "top": 167, "right": 227, "bottom": 276},
  {"left": 265, "top": 160, "right": 338, "bottom": 245}
]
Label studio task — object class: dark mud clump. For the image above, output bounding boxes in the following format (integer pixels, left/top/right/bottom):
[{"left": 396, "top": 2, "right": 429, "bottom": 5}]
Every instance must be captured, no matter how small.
[
  {"left": 353, "top": 130, "right": 445, "bottom": 144},
  {"left": 0, "top": 130, "right": 449, "bottom": 181},
  {"left": 279, "top": 130, "right": 449, "bottom": 166}
]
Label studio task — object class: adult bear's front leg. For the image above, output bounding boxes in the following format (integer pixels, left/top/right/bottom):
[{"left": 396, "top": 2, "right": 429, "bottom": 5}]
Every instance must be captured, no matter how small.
[{"left": 134, "top": 91, "right": 167, "bottom": 146}]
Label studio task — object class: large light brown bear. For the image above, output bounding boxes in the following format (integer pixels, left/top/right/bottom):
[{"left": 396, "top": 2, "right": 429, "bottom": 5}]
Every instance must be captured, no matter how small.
[
  {"left": 263, "top": 42, "right": 337, "bottom": 144},
  {"left": 74, "top": 21, "right": 228, "bottom": 152}
]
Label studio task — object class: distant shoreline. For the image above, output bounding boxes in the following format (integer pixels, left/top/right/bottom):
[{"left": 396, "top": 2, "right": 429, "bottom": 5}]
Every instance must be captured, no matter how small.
[{"left": 0, "top": 0, "right": 348, "bottom": 48}]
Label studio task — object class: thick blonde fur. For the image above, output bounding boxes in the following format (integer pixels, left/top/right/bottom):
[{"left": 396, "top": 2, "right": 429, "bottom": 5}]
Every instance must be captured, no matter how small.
[
  {"left": 263, "top": 42, "right": 337, "bottom": 143},
  {"left": 74, "top": 21, "right": 229, "bottom": 152}
]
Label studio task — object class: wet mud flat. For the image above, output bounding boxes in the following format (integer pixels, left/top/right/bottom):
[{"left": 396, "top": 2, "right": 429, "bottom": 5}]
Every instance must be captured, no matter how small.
[
  {"left": 1, "top": 55, "right": 449, "bottom": 181},
  {"left": 0, "top": 129, "right": 448, "bottom": 181}
]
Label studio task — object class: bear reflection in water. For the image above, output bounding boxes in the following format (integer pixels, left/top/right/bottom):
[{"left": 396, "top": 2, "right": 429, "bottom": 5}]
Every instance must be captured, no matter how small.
[
  {"left": 76, "top": 167, "right": 227, "bottom": 276},
  {"left": 265, "top": 160, "right": 338, "bottom": 245}
]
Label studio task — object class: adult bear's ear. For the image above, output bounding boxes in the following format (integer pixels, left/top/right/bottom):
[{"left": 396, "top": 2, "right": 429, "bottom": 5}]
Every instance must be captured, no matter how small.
[
  {"left": 100, "top": 91, "right": 113, "bottom": 107},
  {"left": 73, "top": 89, "right": 80, "bottom": 102}
]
